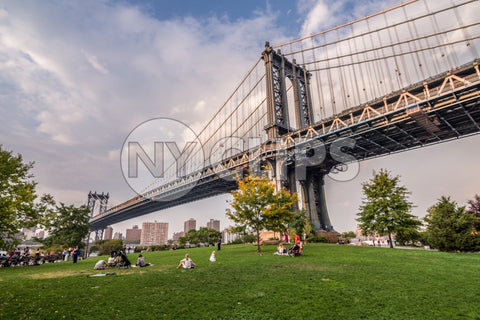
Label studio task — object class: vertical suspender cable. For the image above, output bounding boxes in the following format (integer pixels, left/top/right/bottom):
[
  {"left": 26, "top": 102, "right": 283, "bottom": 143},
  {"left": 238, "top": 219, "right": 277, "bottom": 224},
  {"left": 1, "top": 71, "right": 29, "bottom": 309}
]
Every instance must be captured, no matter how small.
[
  {"left": 360, "top": 20, "right": 375, "bottom": 101},
  {"left": 451, "top": 0, "right": 479, "bottom": 61},
  {"left": 324, "top": 34, "right": 337, "bottom": 116},
  {"left": 348, "top": 24, "right": 361, "bottom": 107},
  {"left": 335, "top": 29, "right": 348, "bottom": 112},
  {"left": 311, "top": 37, "right": 326, "bottom": 120},
  {"left": 403, "top": 5, "right": 424, "bottom": 82}
]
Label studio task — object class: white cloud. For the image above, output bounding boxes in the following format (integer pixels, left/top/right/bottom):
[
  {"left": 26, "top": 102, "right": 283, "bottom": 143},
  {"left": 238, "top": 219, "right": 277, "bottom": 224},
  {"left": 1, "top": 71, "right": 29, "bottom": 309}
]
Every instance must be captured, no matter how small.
[
  {"left": 300, "top": 1, "right": 330, "bottom": 37},
  {"left": 0, "top": 0, "right": 479, "bottom": 237},
  {"left": 82, "top": 49, "right": 109, "bottom": 75},
  {"left": 0, "top": 0, "right": 284, "bottom": 214}
]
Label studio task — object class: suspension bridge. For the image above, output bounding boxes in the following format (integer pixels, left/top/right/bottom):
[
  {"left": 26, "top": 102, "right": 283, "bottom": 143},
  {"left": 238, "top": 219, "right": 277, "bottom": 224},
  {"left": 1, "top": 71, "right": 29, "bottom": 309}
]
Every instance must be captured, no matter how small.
[{"left": 88, "top": 0, "right": 480, "bottom": 240}]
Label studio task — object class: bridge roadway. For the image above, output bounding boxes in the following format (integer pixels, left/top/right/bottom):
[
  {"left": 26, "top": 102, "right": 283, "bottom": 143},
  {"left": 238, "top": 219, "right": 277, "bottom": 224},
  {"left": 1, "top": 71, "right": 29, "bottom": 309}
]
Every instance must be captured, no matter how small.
[{"left": 89, "top": 60, "right": 480, "bottom": 231}]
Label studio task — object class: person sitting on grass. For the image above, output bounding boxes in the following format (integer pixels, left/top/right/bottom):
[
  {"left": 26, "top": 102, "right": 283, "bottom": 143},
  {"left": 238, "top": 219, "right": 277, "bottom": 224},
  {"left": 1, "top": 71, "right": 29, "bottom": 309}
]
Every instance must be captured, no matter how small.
[
  {"left": 135, "top": 254, "right": 151, "bottom": 267},
  {"left": 107, "top": 255, "right": 116, "bottom": 267},
  {"left": 177, "top": 253, "right": 195, "bottom": 269},
  {"left": 94, "top": 260, "right": 107, "bottom": 270},
  {"left": 274, "top": 243, "right": 287, "bottom": 255},
  {"left": 209, "top": 251, "right": 216, "bottom": 262}
]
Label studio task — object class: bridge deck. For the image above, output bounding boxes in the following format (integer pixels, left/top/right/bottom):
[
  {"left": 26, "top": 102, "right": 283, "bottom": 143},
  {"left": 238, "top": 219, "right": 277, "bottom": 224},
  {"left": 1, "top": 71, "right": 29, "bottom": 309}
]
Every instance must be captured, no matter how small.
[{"left": 90, "top": 61, "right": 480, "bottom": 230}]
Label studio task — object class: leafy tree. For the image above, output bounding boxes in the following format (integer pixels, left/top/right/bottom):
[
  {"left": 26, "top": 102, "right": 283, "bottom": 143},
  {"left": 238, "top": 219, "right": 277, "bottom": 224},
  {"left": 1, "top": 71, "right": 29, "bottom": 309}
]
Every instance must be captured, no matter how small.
[
  {"left": 423, "top": 196, "right": 479, "bottom": 252},
  {"left": 342, "top": 231, "right": 356, "bottom": 239},
  {"left": 0, "top": 146, "right": 50, "bottom": 250},
  {"left": 264, "top": 188, "right": 298, "bottom": 239},
  {"left": 288, "top": 210, "right": 314, "bottom": 240},
  {"left": 226, "top": 175, "right": 297, "bottom": 252},
  {"left": 40, "top": 203, "right": 91, "bottom": 249},
  {"left": 180, "top": 227, "right": 221, "bottom": 246},
  {"left": 90, "top": 239, "right": 123, "bottom": 256},
  {"left": 467, "top": 194, "right": 480, "bottom": 231},
  {"left": 357, "top": 169, "right": 421, "bottom": 248}
]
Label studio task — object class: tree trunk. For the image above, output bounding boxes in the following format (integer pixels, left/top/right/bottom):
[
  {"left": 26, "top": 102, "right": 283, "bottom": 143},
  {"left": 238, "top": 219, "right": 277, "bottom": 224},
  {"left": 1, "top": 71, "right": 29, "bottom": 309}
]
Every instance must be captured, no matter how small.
[
  {"left": 388, "top": 233, "right": 393, "bottom": 248},
  {"left": 256, "top": 229, "right": 261, "bottom": 253}
]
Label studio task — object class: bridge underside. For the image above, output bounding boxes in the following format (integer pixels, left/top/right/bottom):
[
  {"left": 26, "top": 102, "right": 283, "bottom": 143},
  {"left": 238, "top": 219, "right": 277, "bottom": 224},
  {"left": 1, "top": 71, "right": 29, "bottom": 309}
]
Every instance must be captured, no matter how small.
[
  {"left": 90, "top": 62, "right": 480, "bottom": 233},
  {"left": 89, "top": 174, "right": 238, "bottom": 230},
  {"left": 301, "top": 74, "right": 480, "bottom": 163}
]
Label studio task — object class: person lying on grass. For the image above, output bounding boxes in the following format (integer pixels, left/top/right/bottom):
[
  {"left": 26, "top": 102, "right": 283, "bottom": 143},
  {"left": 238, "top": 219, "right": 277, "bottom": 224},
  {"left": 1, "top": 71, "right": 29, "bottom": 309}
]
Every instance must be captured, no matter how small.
[
  {"left": 94, "top": 260, "right": 108, "bottom": 270},
  {"left": 177, "top": 253, "right": 195, "bottom": 269}
]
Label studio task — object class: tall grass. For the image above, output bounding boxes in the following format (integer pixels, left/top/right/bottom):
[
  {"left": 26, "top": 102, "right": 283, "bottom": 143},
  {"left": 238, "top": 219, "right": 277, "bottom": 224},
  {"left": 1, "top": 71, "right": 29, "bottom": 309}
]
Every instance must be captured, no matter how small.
[{"left": 0, "top": 244, "right": 479, "bottom": 319}]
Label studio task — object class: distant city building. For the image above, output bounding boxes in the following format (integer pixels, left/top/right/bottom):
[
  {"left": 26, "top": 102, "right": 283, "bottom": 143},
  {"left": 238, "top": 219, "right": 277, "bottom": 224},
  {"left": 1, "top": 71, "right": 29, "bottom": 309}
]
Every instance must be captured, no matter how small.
[
  {"left": 126, "top": 225, "right": 141, "bottom": 242},
  {"left": 141, "top": 221, "right": 169, "bottom": 245},
  {"left": 223, "top": 227, "right": 241, "bottom": 244},
  {"left": 113, "top": 232, "right": 123, "bottom": 240},
  {"left": 21, "top": 226, "right": 36, "bottom": 240},
  {"left": 104, "top": 226, "right": 113, "bottom": 240},
  {"left": 36, "top": 230, "right": 45, "bottom": 239},
  {"left": 184, "top": 218, "right": 196, "bottom": 233},
  {"left": 206, "top": 219, "right": 220, "bottom": 232},
  {"left": 172, "top": 231, "right": 185, "bottom": 241}
]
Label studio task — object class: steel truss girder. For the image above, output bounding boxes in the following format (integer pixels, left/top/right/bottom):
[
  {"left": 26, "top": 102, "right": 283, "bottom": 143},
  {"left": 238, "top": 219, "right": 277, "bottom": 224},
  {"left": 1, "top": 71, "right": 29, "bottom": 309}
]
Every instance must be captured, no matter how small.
[{"left": 90, "top": 62, "right": 480, "bottom": 231}]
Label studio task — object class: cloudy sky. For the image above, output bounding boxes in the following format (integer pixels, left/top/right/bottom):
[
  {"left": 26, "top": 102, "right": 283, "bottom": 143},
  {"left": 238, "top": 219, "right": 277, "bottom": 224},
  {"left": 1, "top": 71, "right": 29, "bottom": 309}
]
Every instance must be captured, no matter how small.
[{"left": 1, "top": 0, "right": 479, "bottom": 237}]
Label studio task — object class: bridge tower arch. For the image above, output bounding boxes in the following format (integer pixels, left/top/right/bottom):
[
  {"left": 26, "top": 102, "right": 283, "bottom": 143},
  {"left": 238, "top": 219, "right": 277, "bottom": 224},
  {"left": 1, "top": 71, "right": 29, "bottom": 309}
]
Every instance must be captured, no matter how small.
[
  {"left": 262, "top": 42, "right": 314, "bottom": 139},
  {"left": 86, "top": 191, "right": 110, "bottom": 246},
  {"left": 262, "top": 42, "right": 333, "bottom": 232}
]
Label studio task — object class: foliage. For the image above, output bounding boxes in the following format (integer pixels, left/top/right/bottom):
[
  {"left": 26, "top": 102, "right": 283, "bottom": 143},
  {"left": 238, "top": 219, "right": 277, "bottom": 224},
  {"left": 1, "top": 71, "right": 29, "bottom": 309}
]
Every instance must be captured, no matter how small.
[
  {"left": 179, "top": 227, "right": 221, "bottom": 246},
  {"left": 39, "top": 203, "right": 91, "bottom": 249},
  {"left": 226, "top": 175, "right": 297, "bottom": 252},
  {"left": 308, "top": 234, "right": 327, "bottom": 243},
  {"left": 90, "top": 239, "right": 124, "bottom": 256},
  {"left": 0, "top": 146, "right": 50, "bottom": 250},
  {"left": 357, "top": 169, "right": 421, "bottom": 248},
  {"left": 264, "top": 188, "right": 298, "bottom": 237},
  {"left": 133, "top": 244, "right": 171, "bottom": 252},
  {"left": 467, "top": 194, "right": 480, "bottom": 231},
  {"left": 341, "top": 231, "right": 356, "bottom": 239},
  {"left": 288, "top": 210, "right": 314, "bottom": 239},
  {"left": 1, "top": 244, "right": 479, "bottom": 319},
  {"left": 423, "top": 196, "right": 480, "bottom": 252},
  {"left": 395, "top": 226, "right": 423, "bottom": 246},
  {"left": 229, "top": 232, "right": 257, "bottom": 244}
]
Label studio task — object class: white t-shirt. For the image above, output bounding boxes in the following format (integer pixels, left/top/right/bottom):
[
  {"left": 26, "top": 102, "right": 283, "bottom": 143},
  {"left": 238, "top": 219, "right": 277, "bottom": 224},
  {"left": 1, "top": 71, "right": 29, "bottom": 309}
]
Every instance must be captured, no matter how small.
[{"left": 182, "top": 258, "right": 193, "bottom": 268}]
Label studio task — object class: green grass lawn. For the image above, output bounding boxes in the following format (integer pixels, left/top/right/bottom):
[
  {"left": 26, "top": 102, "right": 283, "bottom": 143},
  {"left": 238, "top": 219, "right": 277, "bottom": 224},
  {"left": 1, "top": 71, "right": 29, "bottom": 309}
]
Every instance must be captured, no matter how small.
[{"left": 1, "top": 243, "right": 479, "bottom": 319}]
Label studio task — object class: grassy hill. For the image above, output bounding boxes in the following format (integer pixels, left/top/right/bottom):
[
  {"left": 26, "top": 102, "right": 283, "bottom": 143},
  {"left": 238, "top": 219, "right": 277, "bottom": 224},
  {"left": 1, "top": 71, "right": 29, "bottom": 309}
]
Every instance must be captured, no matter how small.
[{"left": 1, "top": 243, "right": 479, "bottom": 319}]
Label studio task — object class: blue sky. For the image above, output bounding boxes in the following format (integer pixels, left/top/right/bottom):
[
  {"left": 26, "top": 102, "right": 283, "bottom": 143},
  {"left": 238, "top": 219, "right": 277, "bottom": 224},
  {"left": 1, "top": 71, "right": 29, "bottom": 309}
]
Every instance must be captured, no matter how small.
[{"left": 1, "top": 0, "right": 479, "bottom": 237}]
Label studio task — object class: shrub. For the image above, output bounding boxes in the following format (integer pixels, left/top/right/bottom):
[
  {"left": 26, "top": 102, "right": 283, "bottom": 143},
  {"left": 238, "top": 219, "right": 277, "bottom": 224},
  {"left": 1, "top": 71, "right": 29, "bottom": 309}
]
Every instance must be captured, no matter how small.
[{"left": 90, "top": 239, "right": 123, "bottom": 256}]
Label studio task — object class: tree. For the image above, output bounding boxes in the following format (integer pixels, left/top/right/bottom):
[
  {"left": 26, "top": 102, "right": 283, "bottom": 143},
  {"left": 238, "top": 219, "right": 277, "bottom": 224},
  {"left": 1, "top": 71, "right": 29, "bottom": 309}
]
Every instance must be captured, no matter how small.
[
  {"left": 40, "top": 203, "right": 91, "bottom": 249},
  {"left": 467, "top": 194, "right": 480, "bottom": 231},
  {"left": 180, "top": 227, "right": 221, "bottom": 246},
  {"left": 342, "top": 231, "right": 356, "bottom": 239},
  {"left": 226, "top": 175, "right": 297, "bottom": 252},
  {"left": 0, "top": 146, "right": 47, "bottom": 250},
  {"left": 423, "top": 196, "right": 479, "bottom": 252},
  {"left": 264, "top": 188, "right": 298, "bottom": 239},
  {"left": 90, "top": 239, "right": 123, "bottom": 256},
  {"left": 288, "top": 210, "right": 314, "bottom": 239},
  {"left": 357, "top": 169, "right": 421, "bottom": 248}
]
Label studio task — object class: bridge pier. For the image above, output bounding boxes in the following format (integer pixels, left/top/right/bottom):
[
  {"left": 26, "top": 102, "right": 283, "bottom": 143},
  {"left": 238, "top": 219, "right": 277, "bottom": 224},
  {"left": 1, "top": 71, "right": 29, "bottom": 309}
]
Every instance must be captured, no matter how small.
[
  {"left": 86, "top": 191, "right": 110, "bottom": 256},
  {"left": 269, "top": 155, "right": 333, "bottom": 232},
  {"left": 95, "top": 229, "right": 104, "bottom": 241},
  {"left": 298, "top": 170, "right": 334, "bottom": 232}
]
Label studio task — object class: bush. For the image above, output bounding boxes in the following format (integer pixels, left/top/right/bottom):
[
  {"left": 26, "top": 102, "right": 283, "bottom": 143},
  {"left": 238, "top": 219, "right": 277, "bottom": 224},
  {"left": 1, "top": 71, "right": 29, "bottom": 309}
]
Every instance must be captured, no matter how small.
[
  {"left": 309, "top": 235, "right": 327, "bottom": 243},
  {"left": 90, "top": 239, "right": 123, "bottom": 256}
]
